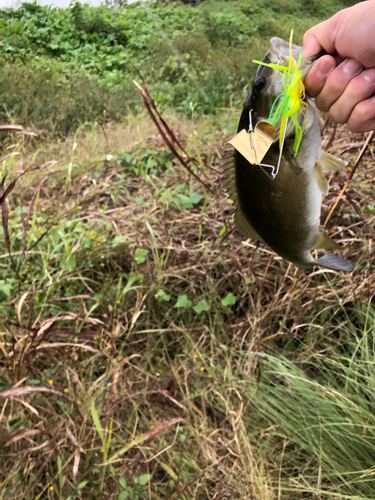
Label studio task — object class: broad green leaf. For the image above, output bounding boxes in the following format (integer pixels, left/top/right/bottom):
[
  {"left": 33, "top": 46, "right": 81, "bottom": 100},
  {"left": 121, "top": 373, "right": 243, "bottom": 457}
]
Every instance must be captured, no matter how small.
[
  {"left": 118, "top": 491, "right": 129, "bottom": 500},
  {"left": 174, "top": 295, "right": 192, "bottom": 309},
  {"left": 147, "top": 158, "right": 157, "bottom": 168},
  {"left": 134, "top": 248, "right": 149, "bottom": 264},
  {"left": 193, "top": 300, "right": 210, "bottom": 314},
  {"left": 119, "top": 477, "right": 127, "bottom": 489},
  {"left": 155, "top": 289, "right": 171, "bottom": 301},
  {"left": 190, "top": 192, "right": 203, "bottom": 204},
  {"left": 174, "top": 194, "right": 193, "bottom": 209},
  {"left": 0, "top": 280, "right": 13, "bottom": 298},
  {"left": 112, "top": 235, "right": 127, "bottom": 247},
  {"left": 138, "top": 474, "right": 151, "bottom": 486},
  {"left": 135, "top": 196, "right": 143, "bottom": 205},
  {"left": 221, "top": 292, "right": 236, "bottom": 306}
]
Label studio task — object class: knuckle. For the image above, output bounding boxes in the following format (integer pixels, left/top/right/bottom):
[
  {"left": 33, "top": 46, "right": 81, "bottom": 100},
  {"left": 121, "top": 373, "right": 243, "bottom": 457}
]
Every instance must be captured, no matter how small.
[
  {"left": 354, "top": 100, "right": 375, "bottom": 122},
  {"left": 347, "top": 123, "right": 363, "bottom": 133},
  {"left": 328, "top": 108, "right": 346, "bottom": 124},
  {"left": 348, "top": 100, "right": 375, "bottom": 132},
  {"left": 315, "top": 95, "right": 330, "bottom": 113}
]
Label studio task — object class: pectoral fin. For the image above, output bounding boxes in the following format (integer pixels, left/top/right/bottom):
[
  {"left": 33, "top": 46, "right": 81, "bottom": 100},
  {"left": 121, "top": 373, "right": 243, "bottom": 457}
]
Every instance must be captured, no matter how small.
[
  {"left": 320, "top": 152, "right": 348, "bottom": 172},
  {"left": 234, "top": 207, "right": 260, "bottom": 239},
  {"left": 316, "top": 162, "right": 329, "bottom": 195},
  {"left": 312, "top": 231, "right": 341, "bottom": 250}
]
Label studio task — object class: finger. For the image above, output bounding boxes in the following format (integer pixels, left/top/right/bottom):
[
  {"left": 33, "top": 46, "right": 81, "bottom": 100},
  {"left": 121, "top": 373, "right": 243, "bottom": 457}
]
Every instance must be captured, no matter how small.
[
  {"left": 314, "top": 58, "right": 364, "bottom": 111},
  {"left": 304, "top": 55, "right": 336, "bottom": 97},
  {"left": 328, "top": 68, "right": 375, "bottom": 125},
  {"left": 347, "top": 96, "right": 375, "bottom": 133},
  {"left": 303, "top": 17, "right": 338, "bottom": 58}
]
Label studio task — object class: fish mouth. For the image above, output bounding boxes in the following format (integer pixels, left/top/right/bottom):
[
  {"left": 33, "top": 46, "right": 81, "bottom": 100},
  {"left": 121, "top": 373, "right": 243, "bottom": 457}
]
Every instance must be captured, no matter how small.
[{"left": 268, "top": 36, "right": 324, "bottom": 80}]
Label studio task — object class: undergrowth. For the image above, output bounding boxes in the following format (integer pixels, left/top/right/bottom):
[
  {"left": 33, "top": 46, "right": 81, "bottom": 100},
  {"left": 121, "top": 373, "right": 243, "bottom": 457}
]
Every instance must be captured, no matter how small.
[
  {"left": 0, "top": 109, "right": 374, "bottom": 498},
  {"left": 0, "top": 0, "right": 358, "bottom": 133}
]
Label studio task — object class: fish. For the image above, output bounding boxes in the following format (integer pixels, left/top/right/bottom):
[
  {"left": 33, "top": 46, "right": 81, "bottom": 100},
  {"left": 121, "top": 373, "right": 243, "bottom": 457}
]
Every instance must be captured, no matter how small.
[{"left": 223, "top": 37, "right": 353, "bottom": 272}]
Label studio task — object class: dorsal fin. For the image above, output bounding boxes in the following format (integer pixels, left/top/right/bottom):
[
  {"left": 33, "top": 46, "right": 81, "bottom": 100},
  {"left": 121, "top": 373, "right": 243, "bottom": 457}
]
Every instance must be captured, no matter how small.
[
  {"left": 221, "top": 153, "right": 238, "bottom": 204},
  {"left": 234, "top": 206, "right": 260, "bottom": 239}
]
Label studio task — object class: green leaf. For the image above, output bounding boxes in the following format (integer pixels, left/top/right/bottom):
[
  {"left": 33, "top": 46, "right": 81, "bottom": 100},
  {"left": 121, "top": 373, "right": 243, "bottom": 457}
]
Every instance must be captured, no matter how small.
[
  {"left": 155, "top": 289, "right": 171, "bottom": 302},
  {"left": 147, "top": 158, "right": 157, "bottom": 169},
  {"left": 135, "top": 196, "right": 143, "bottom": 205},
  {"left": 174, "top": 295, "right": 192, "bottom": 309},
  {"left": 119, "top": 477, "right": 127, "bottom": 489},
  {"left": 90, "top": 399, "right": 105, "bottom": 449},
  {"left": 174, "top": 194, "right": 193, "bottom": 209},
  {"left": 118, "top": 491, "right": 129, "bottom": 500},
  {"left": 77, "top": 480, "right": 88, "bottom": 490},
  {"left": 179, "top": 434, "right": 186, "bottom": 444},
  {"left": 190, "top": 192, "right": 203, "bottom": 204},
  {"left": 28, "top": 379, "right": 41, "bottom": 385},
  {"left": 134, "top": 248, "right": 149, "bottom": 264},
  {"left": 112, "top": 235, "right": 127, "bottom": 247},
  {"left": 221, "top": 292, "right": 236, "bottom": 306},
  {"left": 193, "top": 300, "right": 210, "bottom": 314},
  {"left": 138, "top": 474, "right": 151, "bottom": 486},
  {"left": 0, "top": 280, "right": 13, "bottom": 298}
]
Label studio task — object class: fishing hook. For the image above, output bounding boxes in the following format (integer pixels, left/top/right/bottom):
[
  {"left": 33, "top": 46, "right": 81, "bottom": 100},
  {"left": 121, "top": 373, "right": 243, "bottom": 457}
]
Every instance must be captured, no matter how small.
[{"left": 255, "top": 117, "right": 288, "bottom": 180}]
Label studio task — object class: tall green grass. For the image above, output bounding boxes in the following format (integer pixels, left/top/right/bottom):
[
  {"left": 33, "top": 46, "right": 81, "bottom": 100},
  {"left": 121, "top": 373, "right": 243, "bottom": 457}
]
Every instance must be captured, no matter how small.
[{"left": 248, "top": 303, "right": 375, "bottom": 498}]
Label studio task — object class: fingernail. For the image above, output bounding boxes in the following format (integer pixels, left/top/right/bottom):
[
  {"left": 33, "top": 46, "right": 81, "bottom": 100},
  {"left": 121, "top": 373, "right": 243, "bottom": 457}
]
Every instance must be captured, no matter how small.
[
  {"left": 342, "top": 58, "right": 362, "bottom": 76},
  {"left": 363, "top": 69, "right": 375, "bottom": 84},
  {"left": 315, "top": 59, "right": 335, "bottom": 80}
]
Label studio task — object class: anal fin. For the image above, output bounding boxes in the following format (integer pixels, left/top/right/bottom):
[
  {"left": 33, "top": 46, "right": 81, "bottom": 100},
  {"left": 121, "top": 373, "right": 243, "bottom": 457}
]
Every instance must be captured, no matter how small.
[
  {"left": 312, "top": 231, "right": 341, "bottom": 250},
  {"left": 234, "top": 207, "right": 260, "bottom": 240}
]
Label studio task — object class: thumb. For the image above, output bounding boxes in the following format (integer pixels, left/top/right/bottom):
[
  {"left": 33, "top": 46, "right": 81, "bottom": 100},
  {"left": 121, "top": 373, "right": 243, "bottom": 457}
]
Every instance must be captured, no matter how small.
[{"left": 303, "top": 18, "right": 337, "bottom": 58}]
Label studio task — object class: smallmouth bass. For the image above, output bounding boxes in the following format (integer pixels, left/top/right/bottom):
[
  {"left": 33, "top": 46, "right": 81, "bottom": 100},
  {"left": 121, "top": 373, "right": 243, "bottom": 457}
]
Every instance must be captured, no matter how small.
[{"left": 224, "top": 37, "right": 353, "bottom": 272}]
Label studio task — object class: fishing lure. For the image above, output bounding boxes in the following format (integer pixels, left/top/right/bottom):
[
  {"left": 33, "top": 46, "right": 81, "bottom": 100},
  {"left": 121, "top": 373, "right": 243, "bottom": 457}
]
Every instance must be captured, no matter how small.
[{"left": 252, "top": 29, "right": 308, "bottom": 157}]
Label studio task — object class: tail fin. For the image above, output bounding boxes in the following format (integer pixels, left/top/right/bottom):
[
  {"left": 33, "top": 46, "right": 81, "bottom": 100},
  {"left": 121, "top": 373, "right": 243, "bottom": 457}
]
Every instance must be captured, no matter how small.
[{"left": 315, "top": 254, "right": 354, "bottom": 273}]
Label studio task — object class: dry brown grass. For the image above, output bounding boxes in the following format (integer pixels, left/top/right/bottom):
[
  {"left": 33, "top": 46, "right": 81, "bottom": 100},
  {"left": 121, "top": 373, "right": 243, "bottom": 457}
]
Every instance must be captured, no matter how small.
[{"left": 0, "top": 107, "right": 374, "bottom": 499}]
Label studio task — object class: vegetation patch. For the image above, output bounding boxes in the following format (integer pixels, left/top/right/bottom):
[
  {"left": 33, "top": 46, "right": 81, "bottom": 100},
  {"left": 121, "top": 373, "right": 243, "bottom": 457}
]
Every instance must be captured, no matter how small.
[
  {"left": 0, "top": 107, "right": 374, "bottom": 498},
  {"left": 0, "top": 0, "right": 358, "bottom": 132}
]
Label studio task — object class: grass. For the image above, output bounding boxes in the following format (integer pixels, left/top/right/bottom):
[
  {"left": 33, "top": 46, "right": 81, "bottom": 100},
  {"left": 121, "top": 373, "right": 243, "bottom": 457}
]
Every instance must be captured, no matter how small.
[{"left": 0, "top": 100, "right": 374, "bottom": 499}]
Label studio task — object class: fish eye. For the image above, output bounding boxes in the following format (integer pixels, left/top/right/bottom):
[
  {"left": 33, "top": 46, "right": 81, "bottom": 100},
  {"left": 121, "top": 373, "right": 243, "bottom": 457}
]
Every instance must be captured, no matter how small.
[{"left": 254, "top": 76, "right": 266, "bottom": 92}]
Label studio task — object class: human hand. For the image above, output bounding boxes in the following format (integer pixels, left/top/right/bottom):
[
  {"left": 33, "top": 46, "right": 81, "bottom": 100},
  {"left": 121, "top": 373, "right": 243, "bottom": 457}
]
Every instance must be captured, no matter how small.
[{"left": 303, "top": 1, "right": 375, "bottom": 133}]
